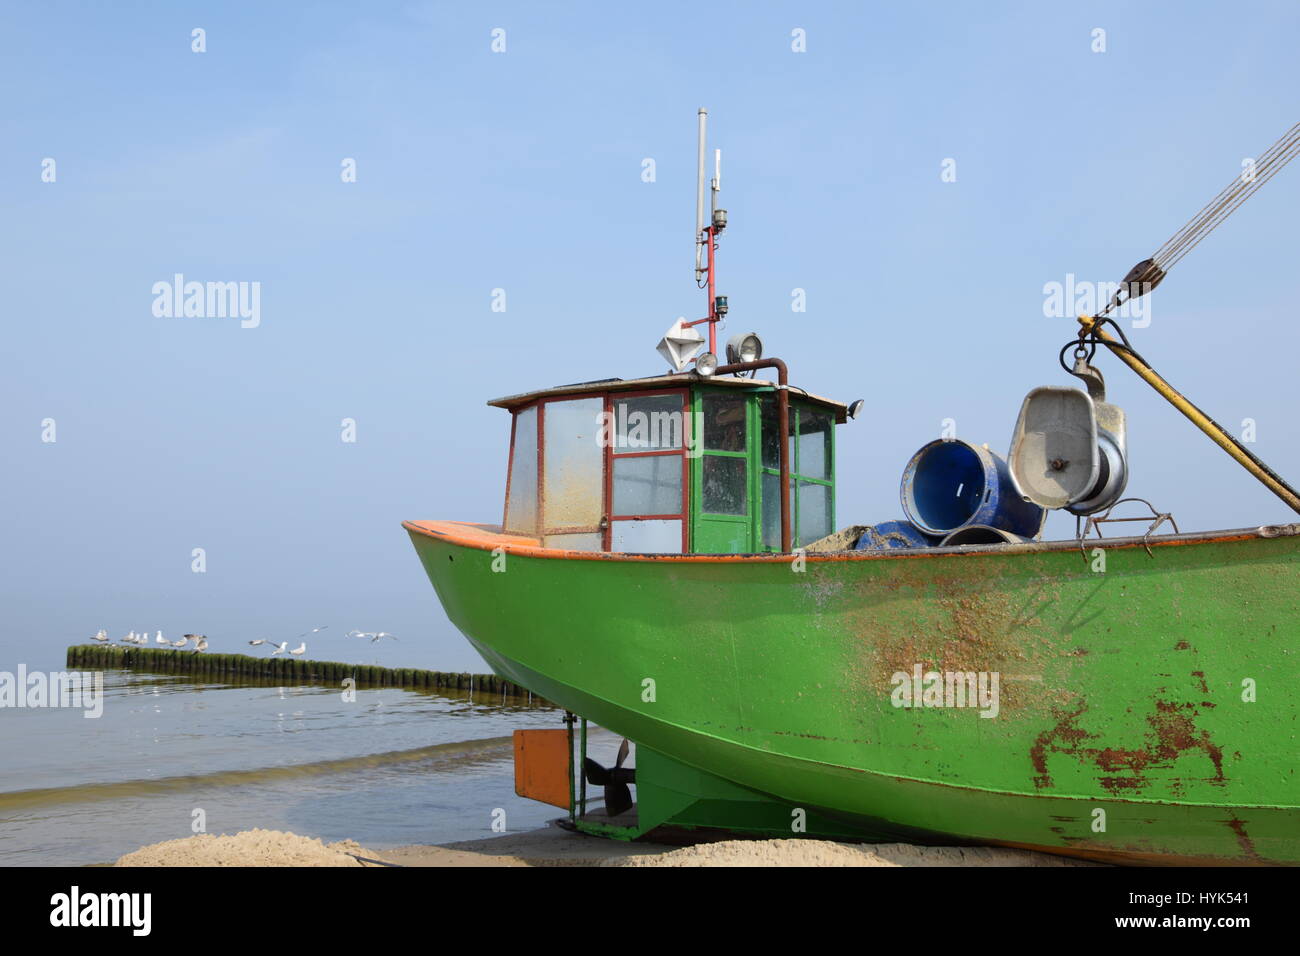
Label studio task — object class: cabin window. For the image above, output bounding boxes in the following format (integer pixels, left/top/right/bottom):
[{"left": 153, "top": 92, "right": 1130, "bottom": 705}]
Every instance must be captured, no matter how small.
[
  {"left": 798, "top": 480, "right": 832, "bottom": 543},
  {"left": 759, "top": 397, "right": 835, "bottom": 550},
  {"left": 504, "top": 405, "right": 539, "bottom": 534},
  {"left": 759, "top": 397, "right": 794, "bottom": 470},
  {"left": 606, "top": 390, "right": 689, "bottom": 553},
  {"left": 760, "top": 471, "right": 783, "bottom": 550},
  {"left": 702, "top": 455, "right": 746, "bottom": 515},
  {"left": 613, "top": 454, "right": 682, "bottom": 514},
  {"left": 612, "top": 394, "right": 684, "bottom": 450},
  {"left": 703, "top": 393, "right": 747, "bottom": 452},
  {"left": 797, "top": 409, "right": 833, "bottom": 481},
  {"left": 541, "top": 397, "right": 604, "bottom": 540}
]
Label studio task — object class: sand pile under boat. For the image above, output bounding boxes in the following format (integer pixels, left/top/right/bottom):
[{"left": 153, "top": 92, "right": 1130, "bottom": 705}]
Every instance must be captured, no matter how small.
[
  {"left": 116, "top": 826, "right": 1096, "bottom": 867},
  {"left": 115, "top": 828, "right": 380, "bottom": 867}
]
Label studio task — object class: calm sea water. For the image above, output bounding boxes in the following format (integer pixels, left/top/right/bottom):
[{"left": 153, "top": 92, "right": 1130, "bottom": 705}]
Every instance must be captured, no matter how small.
[{"left": 0, "top": 668, "right": 592, "bottom": 866}]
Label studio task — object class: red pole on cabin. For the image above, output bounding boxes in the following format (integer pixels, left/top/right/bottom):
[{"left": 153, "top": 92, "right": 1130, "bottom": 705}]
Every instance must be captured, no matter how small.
[{"left": 706, "top": 225, "right": 717, "bottom": 354}]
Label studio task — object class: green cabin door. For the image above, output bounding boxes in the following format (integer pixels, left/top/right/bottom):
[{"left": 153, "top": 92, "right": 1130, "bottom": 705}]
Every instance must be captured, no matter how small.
[
  {"left": 690, "top": 388, "right": 836, "bottom": 554},
  {"left": 692, "top": 388, "right": 756, "bottom": 553}
]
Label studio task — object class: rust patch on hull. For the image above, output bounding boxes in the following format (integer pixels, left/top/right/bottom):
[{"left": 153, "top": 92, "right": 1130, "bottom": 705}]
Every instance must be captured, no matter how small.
[
  {"left": 1031, "top": 698, "right": 1225, "bottom": 794},
  {"left": 864, "top": 573, "right": 1066, "bottom": 714}
]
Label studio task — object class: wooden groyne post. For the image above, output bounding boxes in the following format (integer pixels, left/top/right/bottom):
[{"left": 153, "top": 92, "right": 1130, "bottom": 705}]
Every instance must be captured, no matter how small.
[{"left": 65, "top": 644, "right": 545, "bottom": 701}]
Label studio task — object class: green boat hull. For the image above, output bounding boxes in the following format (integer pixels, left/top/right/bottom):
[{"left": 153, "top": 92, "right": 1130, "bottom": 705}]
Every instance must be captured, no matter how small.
[{"left": 406, "top": 520, "right": 1300, "bottom": 865}]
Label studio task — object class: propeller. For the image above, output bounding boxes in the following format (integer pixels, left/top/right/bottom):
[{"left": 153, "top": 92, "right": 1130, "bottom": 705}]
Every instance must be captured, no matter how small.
[{"left": 583, "top": 738, "right": 634, "bottom": 817}]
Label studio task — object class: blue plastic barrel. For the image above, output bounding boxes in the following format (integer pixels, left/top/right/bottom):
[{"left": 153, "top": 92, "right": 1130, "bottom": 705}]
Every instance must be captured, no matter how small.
[
  {"left": 853, "top": 520, "right": 939, "bottom": 550},
  {"left": 900, "top": 439, "right": 1044, "bottom": 538}
]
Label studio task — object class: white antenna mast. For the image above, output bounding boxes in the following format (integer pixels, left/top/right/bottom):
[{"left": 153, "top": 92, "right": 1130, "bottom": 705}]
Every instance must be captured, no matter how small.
[
  {"left": 712, "top": 148, "right": 721, "bottom": 218},
  {"left": 695, "top": 108, "right": 708, "bottom": 279}
]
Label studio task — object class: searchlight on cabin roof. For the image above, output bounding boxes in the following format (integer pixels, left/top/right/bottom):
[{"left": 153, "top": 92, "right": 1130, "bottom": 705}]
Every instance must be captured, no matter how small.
[{"left": 725, "top": 332, "right": 763, "bottom": 366}]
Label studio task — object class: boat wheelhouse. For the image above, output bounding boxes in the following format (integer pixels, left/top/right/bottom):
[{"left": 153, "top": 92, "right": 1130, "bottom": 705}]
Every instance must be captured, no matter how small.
[{"left": 490, "top": 372, "right": 848, "bottom": 556}]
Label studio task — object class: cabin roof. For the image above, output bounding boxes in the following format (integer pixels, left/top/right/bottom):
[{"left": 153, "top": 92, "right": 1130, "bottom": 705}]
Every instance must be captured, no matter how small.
[{"left": 488, "top": 372, "right": 850, "bottom": 422}]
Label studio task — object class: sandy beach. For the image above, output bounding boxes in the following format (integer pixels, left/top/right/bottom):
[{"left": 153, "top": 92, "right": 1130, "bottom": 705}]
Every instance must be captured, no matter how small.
[{"left": 114, "top": 824, "right": 1098, "bottom": 867}]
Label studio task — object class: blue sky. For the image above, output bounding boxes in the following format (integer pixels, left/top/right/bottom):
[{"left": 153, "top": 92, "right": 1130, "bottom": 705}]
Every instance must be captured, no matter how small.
[{"left": 3, "top": 1, "right": 1298, "bottom": 671}]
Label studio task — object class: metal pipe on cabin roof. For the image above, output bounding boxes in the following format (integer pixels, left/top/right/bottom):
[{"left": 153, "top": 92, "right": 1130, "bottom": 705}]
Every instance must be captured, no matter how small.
[
  {"left": 695, "top": 108, "right": 707, "bottom": 278},
  {"left": 714, "top": 358, "right": 792, "bottom": 552}
]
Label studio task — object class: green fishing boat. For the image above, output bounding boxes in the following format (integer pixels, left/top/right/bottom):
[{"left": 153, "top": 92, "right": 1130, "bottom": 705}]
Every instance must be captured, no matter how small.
[{"left": 405, "top": 113, "right": 1300, "bottom": 866}]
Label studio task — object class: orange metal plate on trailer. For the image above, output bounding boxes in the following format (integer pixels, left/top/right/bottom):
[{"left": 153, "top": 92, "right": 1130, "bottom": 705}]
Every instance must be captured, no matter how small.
[{"left": 513, "top": 729, "right": 571, "bottom": 809}]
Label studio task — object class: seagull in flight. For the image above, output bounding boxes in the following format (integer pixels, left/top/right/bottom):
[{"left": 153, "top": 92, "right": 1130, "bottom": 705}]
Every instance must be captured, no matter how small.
[
  {"left": 298, "top": 626, "right": 328, "bottom": 638},
  {"left": 192, "top": 637, "right": 209, "bottom": 653},
  {"left": 348, "top": 630, "right": 398, "bottom": 643}
]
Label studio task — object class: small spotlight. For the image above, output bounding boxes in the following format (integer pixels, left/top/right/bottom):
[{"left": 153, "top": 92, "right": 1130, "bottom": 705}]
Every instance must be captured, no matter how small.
[
  {"left": 695, "top": 352, "right": 718, "bottom": 377},
  {"left": 847, "top": 399, "right": 865, "bottom": 420},
  {"left": 725, "top": 332, "right": 763, "bottom": 365}
]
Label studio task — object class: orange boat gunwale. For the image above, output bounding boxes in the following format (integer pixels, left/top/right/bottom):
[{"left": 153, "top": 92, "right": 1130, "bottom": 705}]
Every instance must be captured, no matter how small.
[{"left": 403, "top": 518, "right": 1300, "bottom": 564}]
